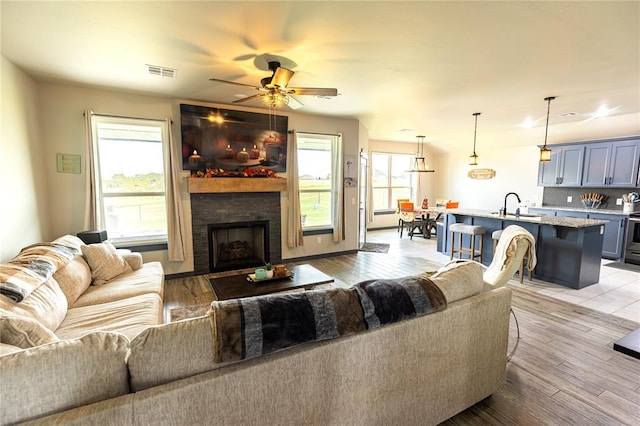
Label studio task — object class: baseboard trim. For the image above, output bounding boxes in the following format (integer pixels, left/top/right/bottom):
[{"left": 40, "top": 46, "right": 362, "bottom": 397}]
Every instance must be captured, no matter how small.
[
  {"left": 165, "top": 271, "right": 196, "bottom": 280},
  {"left": 284, "top": 249, "right": 358, "bottom": 264}
]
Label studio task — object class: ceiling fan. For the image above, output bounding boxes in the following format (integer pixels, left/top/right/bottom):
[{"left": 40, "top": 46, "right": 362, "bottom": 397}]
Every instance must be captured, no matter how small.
[{"left": 209, "top": 61, "right": 338, "bottom": 110}]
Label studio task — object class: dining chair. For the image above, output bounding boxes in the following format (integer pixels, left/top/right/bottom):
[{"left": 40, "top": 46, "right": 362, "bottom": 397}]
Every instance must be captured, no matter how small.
[
  {"left": 399, "top": 202, "right": 429, "bottom": 239},
  {"left": 396, "top": 198, "right": 411, "bottom": 233}
]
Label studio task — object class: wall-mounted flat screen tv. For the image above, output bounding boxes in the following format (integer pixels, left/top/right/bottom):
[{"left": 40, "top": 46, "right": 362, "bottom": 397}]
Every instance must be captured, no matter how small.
[{"left": 180, "top": 104, "right": 288, "bottom": 173}]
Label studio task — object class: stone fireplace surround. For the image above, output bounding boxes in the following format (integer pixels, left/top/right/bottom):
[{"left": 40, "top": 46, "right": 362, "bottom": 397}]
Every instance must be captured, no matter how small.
[{"left": 191, "top": 192, "right": 282, "bottom": 275}]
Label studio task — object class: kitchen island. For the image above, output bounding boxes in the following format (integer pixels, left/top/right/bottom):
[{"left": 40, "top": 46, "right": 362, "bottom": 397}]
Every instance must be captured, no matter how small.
[{"left": 441, "top": 209, "right": 608, "bottom": 289}]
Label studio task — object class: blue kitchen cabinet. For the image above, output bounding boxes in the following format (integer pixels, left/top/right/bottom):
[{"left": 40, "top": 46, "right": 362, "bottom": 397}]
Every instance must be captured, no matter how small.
[
  {"left": 537, "top": 144, "right": 585, "bottom": 186},
  {"left": 529, "top": 208, "right": 627, "bottom": 260},
  {"left": 582, "top": 137, "right": 640, "bottom": 187},
  {"left": 587, "top": 213, "right": 627, "bottom": 260}
]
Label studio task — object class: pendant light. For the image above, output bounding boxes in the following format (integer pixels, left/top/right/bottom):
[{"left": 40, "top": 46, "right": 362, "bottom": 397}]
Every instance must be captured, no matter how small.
[
  {"left": 540, "top": 96, "right": 556, "bottom": 162},
  {"left": 469, "top": 112, "right": 481, "bottom": 166},
  {"left": 408, "top": 135, "right": 435, "bottom": 172}
]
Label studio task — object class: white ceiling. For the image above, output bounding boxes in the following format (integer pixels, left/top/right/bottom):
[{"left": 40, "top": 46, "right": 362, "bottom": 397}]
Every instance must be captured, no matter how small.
[{"left": 2, "top": 1, "right": 639, "bottom": 155}]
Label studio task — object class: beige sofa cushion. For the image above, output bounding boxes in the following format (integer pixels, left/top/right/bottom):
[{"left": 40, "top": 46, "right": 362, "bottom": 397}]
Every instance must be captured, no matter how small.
[
  {"left": 0, "top": 342, "right": 22, "bottom": 356},
  {"left": 430, "top": 261, "right": 484, "bottom": 303},
  {"left": 0, "top": 277, "right": 67, "bottom": 331},
  {"left": 81, "top": 242, "right": 132, "bottom": 286},
  {"left": 53, "top": 255, "right": 92, "bottom": 306},
  {"left": 72, "top": 261, "right": 164, "bottom": 308},
  {"left": 57, "top": 293, "right": 163, "bottom": 341},
  {"left": 0, "top": 314, "right": 59, "bottom": 348},
  {"left": 128, "top": 316, "right": 221, "bottom": 392},
  {"left": 0, "top": 332, "right": 130, "bottom": 425}
]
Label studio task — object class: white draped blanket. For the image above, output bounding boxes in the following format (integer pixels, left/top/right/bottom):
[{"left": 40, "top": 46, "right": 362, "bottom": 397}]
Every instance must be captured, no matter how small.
[{"left": 0, "top": 243, "right": 78, "bottom": 302}]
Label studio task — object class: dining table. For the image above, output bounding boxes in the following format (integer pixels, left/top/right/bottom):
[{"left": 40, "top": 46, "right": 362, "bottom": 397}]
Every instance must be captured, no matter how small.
[{"left": 404, "top": 208, "right": 444, "bottom": 239}]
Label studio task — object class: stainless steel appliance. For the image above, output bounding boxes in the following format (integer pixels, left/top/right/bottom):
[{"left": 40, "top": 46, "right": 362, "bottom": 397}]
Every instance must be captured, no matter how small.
[{"left": 625, "top": 213, "right": 640, "bottom": 264}]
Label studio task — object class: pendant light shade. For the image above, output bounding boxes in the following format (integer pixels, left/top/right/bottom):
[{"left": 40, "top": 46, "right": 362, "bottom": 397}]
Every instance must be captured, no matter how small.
[
  {"left": 408, "top": 135, "right": 435, "bottom": 172},
  {"left": 540, "top": 96, "right": 556, "bottom": 162},
  {"left": 469, "top": 112, "right": 481, "bottom": 166}
]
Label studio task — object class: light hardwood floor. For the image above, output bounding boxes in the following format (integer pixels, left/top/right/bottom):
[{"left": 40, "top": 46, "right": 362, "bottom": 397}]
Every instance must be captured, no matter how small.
[{"left": 163, "top": 230, "right": 640, "bottom": 425}]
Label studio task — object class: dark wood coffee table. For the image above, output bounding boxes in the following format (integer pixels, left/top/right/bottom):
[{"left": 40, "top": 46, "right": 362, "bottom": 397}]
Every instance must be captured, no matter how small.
[{"left": 208, "top": 264, "right": 334, "bottom": 301}]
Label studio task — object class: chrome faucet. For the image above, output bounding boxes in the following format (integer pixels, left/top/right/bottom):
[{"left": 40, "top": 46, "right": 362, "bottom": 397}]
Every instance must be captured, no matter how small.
[{"left": 503, "top": 192, "right": 521, "bottom": 216}]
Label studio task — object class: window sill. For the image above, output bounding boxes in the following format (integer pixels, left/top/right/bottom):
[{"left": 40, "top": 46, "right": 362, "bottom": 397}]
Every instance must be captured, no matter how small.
[
  {"left": 302, "top": 228, "right": 333, "bottom": 237},
  {"left": 113, "top": 242, "right": 168, "bottom": 252}
]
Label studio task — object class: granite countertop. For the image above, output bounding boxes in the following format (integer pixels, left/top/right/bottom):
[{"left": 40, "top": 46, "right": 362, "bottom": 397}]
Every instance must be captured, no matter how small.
[
  {"left": 447, "top": 208, "right": 608, "bottom": 228},
  {"left": 529, "top": 205, "right": 633, "bottom": 216}
]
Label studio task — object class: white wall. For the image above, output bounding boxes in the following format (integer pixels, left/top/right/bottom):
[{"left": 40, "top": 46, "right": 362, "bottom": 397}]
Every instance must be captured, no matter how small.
[
  {"left": 31, "top": 83, "right": 362, "bottom": 273},
  {"left": 0, "top": 57, "right": 50, "bottom": 261},
  {"left": 435, "top": 145, "right": 543, "bottom": 213}
]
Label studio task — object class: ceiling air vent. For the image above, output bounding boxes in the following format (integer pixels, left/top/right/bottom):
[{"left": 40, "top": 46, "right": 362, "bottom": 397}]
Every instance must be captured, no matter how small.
[{"left": 146, "top": 64, "right": 176, "bottom": 78}]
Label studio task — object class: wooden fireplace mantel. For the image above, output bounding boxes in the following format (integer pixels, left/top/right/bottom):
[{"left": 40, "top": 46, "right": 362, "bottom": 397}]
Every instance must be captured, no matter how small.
[{"left": 187, "top": 177, "right": 288, "bottom": 193}]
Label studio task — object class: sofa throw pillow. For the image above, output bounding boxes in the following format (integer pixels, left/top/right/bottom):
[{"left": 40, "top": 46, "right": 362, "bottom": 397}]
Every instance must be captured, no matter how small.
[
  {"left": 0, "top": 315, "right": 59, "bottom": 348},
  {"left": 430, "top": 261, "right": 484, "bottom": 303},
  {"left": 0, "top": 277, "right": 68, "bottom": 332},
  {"left": 53, "top": 255, "right": 92, "bottom": 306},
  {"left": 52, "top": 234, "right": 86, "bottom": 252},
  {"left": 81, "top": 242, "right": 132, "bottom": 286},
  {"left": 122, "top": 252, "right": 143, "bottom": 271}
]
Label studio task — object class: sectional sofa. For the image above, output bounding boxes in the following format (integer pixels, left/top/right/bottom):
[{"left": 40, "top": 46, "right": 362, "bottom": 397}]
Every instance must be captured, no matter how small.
[{"left": 1, "top": 235, "right": 511, "bottom": 425}]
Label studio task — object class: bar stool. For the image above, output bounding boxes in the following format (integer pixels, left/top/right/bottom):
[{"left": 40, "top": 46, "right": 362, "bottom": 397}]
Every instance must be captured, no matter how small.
[
  {"left": 449, "top": 223, "right": 485, "bottom": 262},
  {"left": 492, "top": 229, "right": 531, "bottom": 283}
]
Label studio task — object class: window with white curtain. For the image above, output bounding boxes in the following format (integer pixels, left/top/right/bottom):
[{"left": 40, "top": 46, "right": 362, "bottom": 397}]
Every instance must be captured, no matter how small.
[
  {"left": 297, "top": 133, "right": 339, "bottom": 231},
  {"left": 91, "top": 116, "right": 169, "bottom": 245},
  {"left": 371, "top": 152, "right": 414, "bottom": 211}
]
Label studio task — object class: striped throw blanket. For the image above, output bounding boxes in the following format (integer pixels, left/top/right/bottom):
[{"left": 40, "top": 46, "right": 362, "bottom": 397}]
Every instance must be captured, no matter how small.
[
  {"left": 0, "top": 243, "right": 79, "bottom": 302},
  {"left": 209, "top": 275, "right": 447, "bottom": 363}
]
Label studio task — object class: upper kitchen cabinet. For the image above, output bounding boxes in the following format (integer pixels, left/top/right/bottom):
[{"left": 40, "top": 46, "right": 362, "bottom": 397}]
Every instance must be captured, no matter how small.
[
  {"left": 537, "top": 144, "right": 584, "bottom": 186},
  {"left": 582, "top": 137, "right": 640, "bottom": 187}
]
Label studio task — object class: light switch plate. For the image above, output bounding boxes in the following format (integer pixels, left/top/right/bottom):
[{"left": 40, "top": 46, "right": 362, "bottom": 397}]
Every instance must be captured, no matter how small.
[
  {"left": 567, "top": 196, "right": 572, "bottom": 203},
  {"left": 616, "top": 198, "right": 623, "bottom": 205}
]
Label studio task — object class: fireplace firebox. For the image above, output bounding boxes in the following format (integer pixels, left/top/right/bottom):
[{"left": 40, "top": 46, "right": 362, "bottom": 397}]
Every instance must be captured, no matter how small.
[{"left": 208, "top": 220, "right": 270, "bottom": 272}]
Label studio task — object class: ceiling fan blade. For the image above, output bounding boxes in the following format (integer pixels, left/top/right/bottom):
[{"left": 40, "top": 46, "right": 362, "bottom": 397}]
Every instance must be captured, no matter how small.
[
  {"left": 209, "top": 78, "right": 262, "bottom": 91},
  {"left": 232, "top": 94, "right": 264, "bottom": 104},
  {"left": 287, "top": 87, "right": 338, "bottom": 97},
  {"left": 285, "top": 94, "right": 304, "bottom": 110},
  {"left": 270, "top": 67, "right": 294, "bottom": 88}
]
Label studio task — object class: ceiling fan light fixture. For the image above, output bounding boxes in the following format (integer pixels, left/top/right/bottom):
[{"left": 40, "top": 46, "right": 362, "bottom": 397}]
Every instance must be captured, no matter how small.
[
  {"left": 540, "top": 96, "right": 556, "bottom": 162},
  {"left": 469, "top": 112, "right": 481, "bottom": 166},
  {"left": 262, "top": 91, "right": 286, "bottom": 108},
  {"left": 209, "top": 57, "right": 337, "bottom": 111}
]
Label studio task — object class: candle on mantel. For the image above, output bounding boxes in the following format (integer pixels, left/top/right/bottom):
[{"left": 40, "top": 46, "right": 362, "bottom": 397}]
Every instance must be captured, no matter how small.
[
  {"left": 224, "top": 144, "right": 235, "bottom": 159},
  {"left": 250, "top": 144, "right": 260, "bottom": 159},
  {"left": 188, "top": 150, "right": 201, "bottom": 169},
  {"left": 236, "top": 147, "right": 249, "bottom": 163}
]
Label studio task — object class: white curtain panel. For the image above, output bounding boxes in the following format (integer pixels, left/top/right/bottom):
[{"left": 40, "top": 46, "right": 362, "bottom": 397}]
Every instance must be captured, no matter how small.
[
  {"left": 83, "top": 110, "right": 99, "bottom": 230},
  {"left": 286, "top": 130, "right": 304, "bottom": 248},
  {"left": 165, "top": 119, "right": 187, "bottom": 262},
  {"left": 413, "top": 172, "right": 422, "bottom": 206},
  {"left": 332, "top": 134, "right": 345, "bottom": 242}
]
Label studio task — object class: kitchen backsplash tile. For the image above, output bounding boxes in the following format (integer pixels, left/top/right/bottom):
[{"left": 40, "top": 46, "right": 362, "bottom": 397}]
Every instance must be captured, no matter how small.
[{"left": 543, "top": 187, "right": 637, "bottom": 211}]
